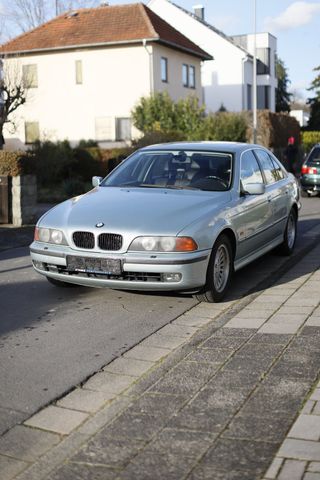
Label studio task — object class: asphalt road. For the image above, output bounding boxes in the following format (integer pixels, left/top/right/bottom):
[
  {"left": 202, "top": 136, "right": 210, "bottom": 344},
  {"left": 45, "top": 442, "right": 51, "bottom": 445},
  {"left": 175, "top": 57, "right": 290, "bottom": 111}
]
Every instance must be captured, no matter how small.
[{"left": 0, "top": 196, "right": 320, "bottom": 434}]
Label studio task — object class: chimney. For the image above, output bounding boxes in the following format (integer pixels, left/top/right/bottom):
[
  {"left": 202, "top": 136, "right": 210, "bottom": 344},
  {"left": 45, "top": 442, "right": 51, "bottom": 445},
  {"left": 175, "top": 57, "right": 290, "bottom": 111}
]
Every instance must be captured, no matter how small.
[{"left": 193, "top": 4, "right": 204, "bottom": 21}]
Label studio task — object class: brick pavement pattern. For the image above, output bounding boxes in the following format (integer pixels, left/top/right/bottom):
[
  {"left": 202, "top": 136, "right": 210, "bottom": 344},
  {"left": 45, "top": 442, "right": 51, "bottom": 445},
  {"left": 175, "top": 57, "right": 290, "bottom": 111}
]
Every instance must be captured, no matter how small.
[{"left": 0, "top": 244, "right": 319, "bottom": 479}]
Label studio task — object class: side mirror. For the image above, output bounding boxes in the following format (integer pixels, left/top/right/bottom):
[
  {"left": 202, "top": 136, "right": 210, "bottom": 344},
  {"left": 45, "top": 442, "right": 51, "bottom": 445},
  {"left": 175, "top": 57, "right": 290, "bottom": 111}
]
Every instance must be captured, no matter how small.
[
  {"left": 92, "top": 176, "right": 103, "bottom": 187},
  {"left": 243, "top": 183, "right": 265, "bottom": 195}
]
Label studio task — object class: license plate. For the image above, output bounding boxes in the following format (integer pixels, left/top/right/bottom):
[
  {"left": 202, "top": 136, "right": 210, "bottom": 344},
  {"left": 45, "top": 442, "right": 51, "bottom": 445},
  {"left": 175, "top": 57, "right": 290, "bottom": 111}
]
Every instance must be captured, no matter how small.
[{"left": 67, "top": 256, "right": 122, "bottom": 275}]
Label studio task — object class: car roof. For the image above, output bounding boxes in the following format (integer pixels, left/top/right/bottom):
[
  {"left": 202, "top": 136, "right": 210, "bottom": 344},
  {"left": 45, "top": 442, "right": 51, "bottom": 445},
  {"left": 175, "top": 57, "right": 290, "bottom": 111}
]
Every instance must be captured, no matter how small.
[{"left": 140, "top": 141, "right": 262, "bottom": 154}]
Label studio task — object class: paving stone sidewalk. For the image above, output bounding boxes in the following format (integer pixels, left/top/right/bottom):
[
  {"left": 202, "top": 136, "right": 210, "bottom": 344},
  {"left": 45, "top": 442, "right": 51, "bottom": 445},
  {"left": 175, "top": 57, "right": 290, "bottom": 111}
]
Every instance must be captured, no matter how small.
[{"left": 1, "top": 244, "right": 320, "bottom": 480}]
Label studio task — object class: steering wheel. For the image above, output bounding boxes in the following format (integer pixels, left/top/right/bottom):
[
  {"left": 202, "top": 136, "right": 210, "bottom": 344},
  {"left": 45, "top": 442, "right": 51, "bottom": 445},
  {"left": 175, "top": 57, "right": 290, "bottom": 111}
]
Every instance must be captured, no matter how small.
[{"left": 204, "top": 176, "right": 228, "bottom": 188}]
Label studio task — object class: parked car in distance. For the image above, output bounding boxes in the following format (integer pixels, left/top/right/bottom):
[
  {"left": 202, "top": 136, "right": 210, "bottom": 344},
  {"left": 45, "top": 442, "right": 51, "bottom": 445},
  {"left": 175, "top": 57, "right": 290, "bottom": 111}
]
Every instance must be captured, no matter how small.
[
  {"left": 300, "top": 144, "right": 320, "bottom": 197},
  {"left": 30, "top": 142, "right": 300, "bottom": 302}
]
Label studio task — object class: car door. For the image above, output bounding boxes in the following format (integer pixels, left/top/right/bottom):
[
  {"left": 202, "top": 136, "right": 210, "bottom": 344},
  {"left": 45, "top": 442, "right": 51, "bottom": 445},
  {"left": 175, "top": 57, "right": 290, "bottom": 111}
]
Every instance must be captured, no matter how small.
[
  {"left": 254, "top": 149, "right": 289, "bottom": 239},
  {"left": 233, "top": 149, "right": 272, "bottom": 262}
]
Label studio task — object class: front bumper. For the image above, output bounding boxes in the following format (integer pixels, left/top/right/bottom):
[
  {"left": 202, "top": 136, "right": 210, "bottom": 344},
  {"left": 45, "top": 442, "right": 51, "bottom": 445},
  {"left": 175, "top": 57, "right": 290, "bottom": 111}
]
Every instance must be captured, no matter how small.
[{"left": 30, "top": 241, "right": 210, "bottom": 291}]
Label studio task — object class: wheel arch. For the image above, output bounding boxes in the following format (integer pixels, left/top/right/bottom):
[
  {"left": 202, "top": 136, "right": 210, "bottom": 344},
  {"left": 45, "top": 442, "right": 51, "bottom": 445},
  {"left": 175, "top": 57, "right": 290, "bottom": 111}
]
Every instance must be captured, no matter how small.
[
  {"left": 291, "top": 202, "right": 298, "bottom": 218},
  {"left": 216, "top": 228, "right": 237, "bottom": 262}
]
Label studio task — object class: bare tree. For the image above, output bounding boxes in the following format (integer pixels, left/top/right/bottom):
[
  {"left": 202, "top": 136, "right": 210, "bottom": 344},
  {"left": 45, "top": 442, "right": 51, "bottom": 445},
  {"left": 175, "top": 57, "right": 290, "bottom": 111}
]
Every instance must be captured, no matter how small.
[
  {"left": 56, "top": 0, "right": 101, "bottom": 15},
  {"left": 0, "top": 58, "right": 30, "bottom": 147},
  {"left": 2, "top": 0, "right": 101, "bottom": 33},
  {"left": 3, "top": 0, "right": 48, "bottom": 32}
]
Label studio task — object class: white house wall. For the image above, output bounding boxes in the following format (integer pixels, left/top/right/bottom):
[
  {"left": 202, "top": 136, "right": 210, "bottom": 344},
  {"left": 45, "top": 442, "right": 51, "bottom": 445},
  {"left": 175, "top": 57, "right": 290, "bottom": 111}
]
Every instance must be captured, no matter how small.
[
  {"left": 244, "top": 33, "right": 277, "bottom": 111},
  {"left": 149, "top": 0, "right": 247, "bottom": 113},
  {"left": 3, "top": 43, "right": 205, "bottom": 149},
  {"left": 152, "top": 44, "right": 203, "bottom": 102},
  {"left": 4, "top": 46, "right": 150, "bottom": 148}
]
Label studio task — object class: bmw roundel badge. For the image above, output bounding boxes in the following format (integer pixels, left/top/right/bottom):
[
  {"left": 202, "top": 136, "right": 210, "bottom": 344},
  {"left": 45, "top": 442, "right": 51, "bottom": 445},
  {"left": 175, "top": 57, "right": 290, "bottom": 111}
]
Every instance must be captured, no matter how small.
[{"left": 96, "top": 222, "right": 104, "bottom": 228}]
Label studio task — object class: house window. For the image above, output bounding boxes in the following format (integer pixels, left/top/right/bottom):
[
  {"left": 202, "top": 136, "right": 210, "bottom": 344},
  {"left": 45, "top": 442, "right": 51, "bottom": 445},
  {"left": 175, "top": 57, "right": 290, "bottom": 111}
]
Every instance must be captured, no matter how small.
[
  {"left": 257, "top": 85, "right": 270, "bottom": 109},
  {"left": 95, "top": 117, "right": 114, "bottom": 141},
  {"left": 247, "top": 84, "right": 252, "bottom": 110},
  {"left": 161, "top": 57, "right": 168, "bottom": 83},
  {"left": 182, "top": 64, "right": 196, "bottom": 88},
  {"left": 22, "top": 64, "right": 38, "bottom": 88},
  {"left": 182, "top": 64, "right": 188, "bottom": 87},
  {"left": 189, "top": 65, "right": 195, "bottom": 88},
  {"left": 257, "top": 48, "right": 271, "bottom": 75},
  {"left": 116, "top": 118, "right": 131, "bottom": 141},
  {"left": 25, "top": 122, "right": 40, "bottom": 144},
  {"left": 75, "top": 60, "right": 83, "bottom": 84}
]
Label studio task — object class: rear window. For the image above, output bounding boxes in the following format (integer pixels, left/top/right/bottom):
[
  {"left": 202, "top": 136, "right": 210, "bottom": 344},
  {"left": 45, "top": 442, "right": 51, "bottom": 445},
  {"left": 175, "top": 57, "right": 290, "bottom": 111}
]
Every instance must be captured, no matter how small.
[{"left": 307, "top": 147, "right": 320, "bottom": 165}]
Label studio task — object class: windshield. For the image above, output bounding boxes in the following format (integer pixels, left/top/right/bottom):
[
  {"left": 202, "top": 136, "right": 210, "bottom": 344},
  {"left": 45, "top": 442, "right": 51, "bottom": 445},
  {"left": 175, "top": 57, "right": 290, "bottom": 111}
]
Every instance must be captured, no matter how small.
[
  {"left": 101, "top": 150, "right": 233, "bottom": 191},
  {"left": 307, "top": 147, "right": 320, "bottom": 164}
]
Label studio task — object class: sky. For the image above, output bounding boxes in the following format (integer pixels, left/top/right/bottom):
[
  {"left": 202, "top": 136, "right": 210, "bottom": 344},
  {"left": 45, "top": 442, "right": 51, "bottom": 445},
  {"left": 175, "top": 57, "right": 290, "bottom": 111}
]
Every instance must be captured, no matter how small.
[
  {"left": 110, "top": 0, "right": 320, "bottom": 102},
  {"left": 0, "top": 0, "right": 319, "bottom": 102}
]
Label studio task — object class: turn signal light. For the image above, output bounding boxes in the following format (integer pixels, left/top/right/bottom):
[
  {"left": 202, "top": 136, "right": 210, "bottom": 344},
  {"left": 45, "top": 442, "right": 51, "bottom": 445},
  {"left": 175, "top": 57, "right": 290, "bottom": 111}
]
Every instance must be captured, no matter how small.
[{"left": 175, "top": 237, "right": 198, "bottom": 251}]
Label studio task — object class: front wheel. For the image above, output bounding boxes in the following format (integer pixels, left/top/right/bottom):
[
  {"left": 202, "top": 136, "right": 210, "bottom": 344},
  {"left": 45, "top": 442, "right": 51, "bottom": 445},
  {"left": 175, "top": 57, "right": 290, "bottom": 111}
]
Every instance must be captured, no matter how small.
[
  {"left": 194, "top": 234, "right": 233, "bottom": 303},
  {"left": 277, "top": 208, "right": 297, "bottom": 256}
]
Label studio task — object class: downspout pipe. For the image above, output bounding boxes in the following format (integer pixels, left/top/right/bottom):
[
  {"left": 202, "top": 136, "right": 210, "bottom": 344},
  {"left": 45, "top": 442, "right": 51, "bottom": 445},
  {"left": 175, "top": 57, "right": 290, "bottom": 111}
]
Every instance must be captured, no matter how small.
[{"left": 143, "top": 39, "right": 154, "bottom": 95}]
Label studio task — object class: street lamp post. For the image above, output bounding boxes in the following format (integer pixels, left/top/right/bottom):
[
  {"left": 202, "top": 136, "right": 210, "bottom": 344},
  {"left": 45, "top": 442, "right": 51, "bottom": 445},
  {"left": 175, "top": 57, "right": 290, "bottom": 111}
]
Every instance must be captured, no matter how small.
[{"left": 253, "top": 0, "right": 257, "bottom": 144}]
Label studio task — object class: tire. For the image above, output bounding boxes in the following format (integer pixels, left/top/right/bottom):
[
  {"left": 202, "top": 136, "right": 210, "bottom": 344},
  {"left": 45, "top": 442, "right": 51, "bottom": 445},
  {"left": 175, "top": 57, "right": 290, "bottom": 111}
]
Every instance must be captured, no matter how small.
[
  {"left": 46, "top": 277, "right": 80, "bottom": 288},
  {"left": 194, "top": 234, "right": 233, "bottom": 303},
  {"left": 300, "top": 189, "right": 310, "bottom": 198},
  {"left": 277, "top": 208, "right": 297, "bottom": 256}
]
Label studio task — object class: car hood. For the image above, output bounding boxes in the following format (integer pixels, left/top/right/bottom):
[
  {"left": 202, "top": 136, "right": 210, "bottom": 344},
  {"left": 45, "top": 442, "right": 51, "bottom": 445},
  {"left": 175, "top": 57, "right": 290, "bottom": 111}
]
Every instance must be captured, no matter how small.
[{"left": 41, "top": 187, "right": 231, "bottom": 235}]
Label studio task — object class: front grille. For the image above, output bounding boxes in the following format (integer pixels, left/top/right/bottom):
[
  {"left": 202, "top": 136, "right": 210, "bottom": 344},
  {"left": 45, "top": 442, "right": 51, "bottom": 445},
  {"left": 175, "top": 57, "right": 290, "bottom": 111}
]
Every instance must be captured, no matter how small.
[
  {"left": 50, "top": 265, "right": 163, "bottom": 282},
  {"left": 73, "top": 231, "right": 95, "bottom": 249},
  {"left": 98, "top": 233, "right": 123, "bottom": 251}
]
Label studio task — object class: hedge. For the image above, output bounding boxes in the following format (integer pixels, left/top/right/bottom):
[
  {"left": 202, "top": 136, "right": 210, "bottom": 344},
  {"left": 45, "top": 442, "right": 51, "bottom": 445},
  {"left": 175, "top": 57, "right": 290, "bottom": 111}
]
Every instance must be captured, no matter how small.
[
  {"left": 301, "top": 131, "right": 320, "bottom": 153},
  {"left": 245, "top": 110, "right": 300, "bottom": 148},
  {"left": 0, "top": 151, "right": 36, "bottom": 176}
]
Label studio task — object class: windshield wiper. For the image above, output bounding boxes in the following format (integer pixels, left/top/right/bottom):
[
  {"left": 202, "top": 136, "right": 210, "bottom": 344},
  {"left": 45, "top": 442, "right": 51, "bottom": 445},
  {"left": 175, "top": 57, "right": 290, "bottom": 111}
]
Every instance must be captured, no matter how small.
[{"left": 163, "top": 185, "right": 200, "bottom": 190}]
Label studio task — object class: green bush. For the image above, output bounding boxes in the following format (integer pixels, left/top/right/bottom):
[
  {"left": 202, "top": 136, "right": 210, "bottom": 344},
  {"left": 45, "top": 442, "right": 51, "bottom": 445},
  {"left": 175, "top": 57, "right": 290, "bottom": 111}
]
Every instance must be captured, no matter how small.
[
  {"left": 61, "top": 178, "right": 91, "bottom": 197},
  {"left": 302, "top": 131, "right": 320, "bottom": 153},
  {"left": 132, "top": 131, "right": 185, "bottom": 148},
  {"left": 132, "top": 91, "right": 177, "bottom": 133},
  {"left": 132, "top": 92, "right": 205, "bottom": 140},
  {"left": 77, "top": 139, "right": 98, "bottom": 148},
  {"left": 194, "top": 112, "right": 247, "bottom": 142},
  {"left": 31, "top": 140, "right": 75, "bottom": 186},
  {"left": 72, "top": 148, "right": 101, "bottom": 180},
  {"left": 132, "top": 93, "right": 247, "bottom": 143},
  {"left": 0, "top": 151, "right": 36, "bottom": 176}
]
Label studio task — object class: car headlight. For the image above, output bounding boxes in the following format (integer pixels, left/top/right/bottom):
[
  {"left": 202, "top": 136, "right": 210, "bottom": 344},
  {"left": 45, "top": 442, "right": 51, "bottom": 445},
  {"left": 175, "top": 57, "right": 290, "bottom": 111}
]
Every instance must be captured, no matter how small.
[
  {"left": 34, "top": 227, "right": 68, "bottom": 245},
  {"left": 129, "top": 236, "right": 198, "bottom": 252}
]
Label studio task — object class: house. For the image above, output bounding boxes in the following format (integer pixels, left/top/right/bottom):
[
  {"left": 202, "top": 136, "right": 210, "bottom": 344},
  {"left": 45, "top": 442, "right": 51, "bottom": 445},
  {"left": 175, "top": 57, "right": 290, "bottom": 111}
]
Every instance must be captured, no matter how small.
[
  {"left": 148, "top": 0, "right": 277, "bottom": 113},
  {"left": 290, "top": 110, "right": 310, "bottom": 128},
  {"left": 0, "top": 3, "right": 211, "bottom": 149}
]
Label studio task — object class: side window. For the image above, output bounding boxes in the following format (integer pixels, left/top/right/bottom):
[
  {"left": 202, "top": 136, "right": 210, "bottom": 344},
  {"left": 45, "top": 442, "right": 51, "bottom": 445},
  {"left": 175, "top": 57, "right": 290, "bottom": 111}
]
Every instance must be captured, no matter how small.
[
  {"left": 270, "top": 155, "right": 285, "bottom": 180},
  {"left": 254, "top": 149, "right": 277, "bottom": 184},
  {"left": 182, "top": 64, "right": 188, "bottom": 87},
  {"left": 189, "top": 65, "right": 195, "bottom": 88},
  {"left": 160, "top": 57, "right": 168, "bottom": 83},
  {"left": 25, "top": 121, "right": 40, "bottom": 144},
  {"left": 75, "top": 60, "right": 83, "bottom": 84},
  {"left": 116, "top": 117, "right": 131, "bottom": 141},
  {"left": 22, "top": 64, "right": 38, "bottom": 88},
  {"left": 240, "top": 150, "right": 263, "bottom": 189}
]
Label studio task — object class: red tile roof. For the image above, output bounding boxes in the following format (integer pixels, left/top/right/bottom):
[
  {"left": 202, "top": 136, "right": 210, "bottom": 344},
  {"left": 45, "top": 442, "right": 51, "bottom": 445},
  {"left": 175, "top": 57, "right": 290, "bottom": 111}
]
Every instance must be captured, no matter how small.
[{"left": 1, "top": 3, "right": 212, "bottom": 60}]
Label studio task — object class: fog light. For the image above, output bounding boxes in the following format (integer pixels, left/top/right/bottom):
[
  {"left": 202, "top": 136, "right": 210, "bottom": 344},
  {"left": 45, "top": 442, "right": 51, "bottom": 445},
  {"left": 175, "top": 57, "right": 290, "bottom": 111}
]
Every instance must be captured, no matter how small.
[
  {"left": 33, "top": 260, "right": 45, "bottom": 270},
  {"left": 162, "top": 273, "right": 182, "bottom": 282}
]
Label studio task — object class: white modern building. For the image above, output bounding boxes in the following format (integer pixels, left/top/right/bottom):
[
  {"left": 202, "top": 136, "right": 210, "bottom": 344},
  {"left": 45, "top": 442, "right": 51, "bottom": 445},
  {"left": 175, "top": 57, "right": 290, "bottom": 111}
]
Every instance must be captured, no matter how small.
[
  {"left": 148, "top": 0, "right": 278, "bottom": 113},
  {"left": 0, "top": 3, "right": 211, "bottom": 149},
  {"left": 290, "top": 109, "right": 310, "bottom": 127}
]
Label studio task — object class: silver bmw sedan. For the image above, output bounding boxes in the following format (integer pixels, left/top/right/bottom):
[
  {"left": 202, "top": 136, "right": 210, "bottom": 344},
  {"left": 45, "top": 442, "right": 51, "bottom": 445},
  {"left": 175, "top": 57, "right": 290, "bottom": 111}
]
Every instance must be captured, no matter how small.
[{"left": 30, "top": 142, "right": 300, "bottom": 302}]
